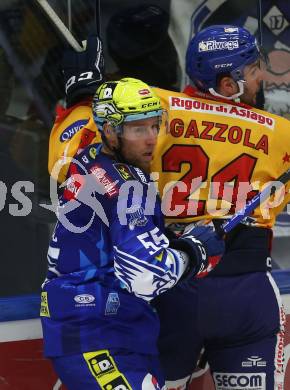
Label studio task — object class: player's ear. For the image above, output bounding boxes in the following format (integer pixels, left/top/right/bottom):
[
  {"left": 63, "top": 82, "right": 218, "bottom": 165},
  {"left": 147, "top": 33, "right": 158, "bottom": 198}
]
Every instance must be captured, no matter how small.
[
  {"left": 103, "top": 122, "right": 118, "bottom": 147},
  {"left": 217, "top": 76, "right": 238, "bottom": 97}
]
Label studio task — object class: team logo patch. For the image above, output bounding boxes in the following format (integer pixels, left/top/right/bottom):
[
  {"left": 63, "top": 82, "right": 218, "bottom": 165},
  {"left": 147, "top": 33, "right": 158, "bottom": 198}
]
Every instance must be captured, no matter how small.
[
  {"left": 60, "top": 119, "right": 89, "bottom": 142},
  {"left": 113, "top": 163, "right": 134, "bottom": 181},
  {"left": 126, "top": 205, "right": 148, "bottom": 230},
  {"left": 105, "top": 292, "right": 120, "bottom": 315}
]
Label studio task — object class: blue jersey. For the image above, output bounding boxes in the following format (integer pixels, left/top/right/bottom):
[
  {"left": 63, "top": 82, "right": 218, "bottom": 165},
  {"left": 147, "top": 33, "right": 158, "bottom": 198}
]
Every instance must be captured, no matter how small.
[{"left": 40, "top": 144, "right": 188, "bottom": 357}]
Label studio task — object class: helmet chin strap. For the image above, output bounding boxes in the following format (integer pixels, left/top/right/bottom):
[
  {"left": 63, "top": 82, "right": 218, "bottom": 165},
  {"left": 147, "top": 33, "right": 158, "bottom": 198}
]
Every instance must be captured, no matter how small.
[{"left": 209, "top": 80, "right": 245, "bottom": 102}]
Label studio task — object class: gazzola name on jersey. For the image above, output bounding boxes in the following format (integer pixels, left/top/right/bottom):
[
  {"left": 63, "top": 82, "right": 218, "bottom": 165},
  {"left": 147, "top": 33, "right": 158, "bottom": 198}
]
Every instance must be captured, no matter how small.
[{"left": 169, "top": 98, "right": 270, "bottom": 155}]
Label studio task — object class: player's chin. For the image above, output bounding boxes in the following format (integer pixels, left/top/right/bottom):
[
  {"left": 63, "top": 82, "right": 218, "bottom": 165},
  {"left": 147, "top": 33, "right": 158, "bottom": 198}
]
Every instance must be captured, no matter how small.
[{"left": 138, "top": 160, "right": 151, "bottom": 174}]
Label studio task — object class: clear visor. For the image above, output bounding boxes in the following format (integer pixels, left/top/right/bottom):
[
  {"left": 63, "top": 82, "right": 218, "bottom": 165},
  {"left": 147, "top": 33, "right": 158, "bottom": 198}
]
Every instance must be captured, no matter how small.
[{"left": 114, "top": 109, "right": 169, "bottom": 141}]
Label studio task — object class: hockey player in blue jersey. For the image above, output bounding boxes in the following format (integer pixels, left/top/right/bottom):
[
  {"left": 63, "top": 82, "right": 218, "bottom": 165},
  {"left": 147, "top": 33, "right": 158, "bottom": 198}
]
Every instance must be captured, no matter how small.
[{"left": 41, "top": 77, "right": 225, "bottom": 390}]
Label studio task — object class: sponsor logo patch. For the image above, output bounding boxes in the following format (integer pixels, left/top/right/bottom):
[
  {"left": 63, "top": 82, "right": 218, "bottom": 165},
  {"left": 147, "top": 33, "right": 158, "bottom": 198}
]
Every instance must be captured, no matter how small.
[
  {"left": 134, "top": 167, "right": 148, "bottom": 184},
  {"left": 74, "top": 294, "right": 95, "bottom": 304},
  {"left": 214, "top": 63, "right": 233, "bottom": 69},
  {"left": 83, "top": 350, "right": 132, "bottom": 390},
  {"left": 198, "top": 40, "right": 239, "bottom": 52},
  {"left": 213, "top": 372, "right": 266, "bottom": 390},
  {"left": 113, "top": 163, "right": 134, "bottom": 181},
  {"left": 138, "top": 88, "right": 151, "bottom": 95},
  {"left": 90, "top": 164, "right": 118, "bottom": 198},
  {"left": 103, "top": 376, "right": 132, "bottom": 390},
  {"left": 60, "top": 119, "right": 89, "bottom": 142},
  {"left": 224, "top": 27, "right": 239, "bottom": 33},
  {"left": 89, "top": 147, "right": 97, "bottom": 159},
  {"left": 242, "top": 356, "right": 267, "bottom": 367},
  {"left": 86, "top": 351, "right": 115, "bottom": 377},
  {"left": 170, "top": 96, "right": 275, "bottom": 130},
  {"left": 63, "top": 175, "right": 82, "bottom": 200},
  {"left": 40, "top": 292, "right": 50, "bottom": 317}
]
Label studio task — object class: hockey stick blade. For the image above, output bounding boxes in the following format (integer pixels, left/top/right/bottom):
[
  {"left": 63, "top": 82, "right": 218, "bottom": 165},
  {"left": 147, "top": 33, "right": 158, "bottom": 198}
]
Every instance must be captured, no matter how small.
[
  {"left": 220, "top": 168, "right": 290, "bottom": 234},
  {"left": 35, "top": 0, "right": 83, "bottom": 52}
]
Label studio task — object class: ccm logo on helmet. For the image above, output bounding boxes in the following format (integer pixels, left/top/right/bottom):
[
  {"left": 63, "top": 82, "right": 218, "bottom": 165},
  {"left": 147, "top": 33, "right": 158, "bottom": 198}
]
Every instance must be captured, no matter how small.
[
  {"left": 214, "top": 63, "right": 233, "bottom": 69},
  {"left": 141, "top": 102, "right": 159, "bottom": 108}
]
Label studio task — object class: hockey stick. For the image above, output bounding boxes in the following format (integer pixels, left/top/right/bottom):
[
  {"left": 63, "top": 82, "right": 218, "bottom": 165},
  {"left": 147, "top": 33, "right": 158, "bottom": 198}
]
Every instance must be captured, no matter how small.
[
  {"left": 257, "top": 0, "right": 263, "bottom": 46},
  {"left": 220, "top": 168, "right": 290, "bottom": 234},
  {"left": 95, "top": 0, "right": 101, "bottom": 36},
  {"left": 34, "top": 0, "right": 83, "bottom": 52}
]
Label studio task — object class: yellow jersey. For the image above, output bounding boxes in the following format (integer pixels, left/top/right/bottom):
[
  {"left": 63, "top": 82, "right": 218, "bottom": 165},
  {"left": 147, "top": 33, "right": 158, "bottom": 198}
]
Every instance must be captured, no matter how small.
[
  {"left": 48, "top": 99, "right": 100, "bottom": 183},
  {"left": 152, "top": 87, "right": 290, "bottom": 228},
  {"left": 48, "top": 89, "right": 290, "bottom": 228}
]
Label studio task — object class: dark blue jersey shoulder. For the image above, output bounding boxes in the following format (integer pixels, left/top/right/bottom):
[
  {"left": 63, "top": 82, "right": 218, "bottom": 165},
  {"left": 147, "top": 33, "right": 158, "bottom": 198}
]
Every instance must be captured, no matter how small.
[
  {"left": 63, "top": 143, "right": 162, "bottom": 228},
  {"left": 76, "top": 142, "right": 151, "bottom": 186}
]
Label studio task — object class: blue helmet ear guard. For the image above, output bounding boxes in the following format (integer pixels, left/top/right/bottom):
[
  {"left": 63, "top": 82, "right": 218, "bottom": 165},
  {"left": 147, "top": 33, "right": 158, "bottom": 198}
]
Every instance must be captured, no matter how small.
[{"left": 186, "top": 25, "right": 263, "bottom": 93}]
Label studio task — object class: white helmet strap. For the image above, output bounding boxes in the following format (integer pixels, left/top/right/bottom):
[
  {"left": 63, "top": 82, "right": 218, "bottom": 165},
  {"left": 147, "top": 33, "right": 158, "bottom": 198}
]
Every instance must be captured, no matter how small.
[{"left": 209, "top": 80, "right": 245, "bottom": 102}]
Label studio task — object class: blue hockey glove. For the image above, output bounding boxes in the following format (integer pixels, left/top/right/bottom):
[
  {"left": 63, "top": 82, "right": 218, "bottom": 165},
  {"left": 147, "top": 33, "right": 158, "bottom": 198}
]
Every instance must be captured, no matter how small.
[
  {"left": 62, "top": 34, "right": 105, "bottom": 107},
  {"left": 170, "top": 225, "right": 225, "bottom": 279}
]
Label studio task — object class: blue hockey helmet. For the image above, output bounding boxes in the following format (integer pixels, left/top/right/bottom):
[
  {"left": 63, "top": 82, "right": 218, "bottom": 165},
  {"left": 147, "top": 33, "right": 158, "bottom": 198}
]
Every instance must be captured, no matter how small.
[{"left": 186, "top": 25, "right": 263, "bottom": 93}]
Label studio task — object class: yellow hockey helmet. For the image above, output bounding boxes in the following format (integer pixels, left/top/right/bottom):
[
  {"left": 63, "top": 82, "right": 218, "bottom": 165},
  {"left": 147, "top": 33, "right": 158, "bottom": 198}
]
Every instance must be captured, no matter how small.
[{"left": 92, "top": 77, "right": 163, "bottom": 132}]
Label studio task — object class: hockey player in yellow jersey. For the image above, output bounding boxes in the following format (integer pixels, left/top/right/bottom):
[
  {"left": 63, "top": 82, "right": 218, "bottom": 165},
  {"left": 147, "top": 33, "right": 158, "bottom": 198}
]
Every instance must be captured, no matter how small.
[
  {"left": 49, "top": 98, "right": 101, "bottom": 183},
  {"left": 152, "top": 26, "right": 289, "bottom": 390},
  {"left": 48, "top": 25, "right": 289, "bottom": 390},
  {"left": 151, "top": 85, "right": 289, "bottom": 228},
  {"left": 49, "top": 34, "right": 103, "bottom": 183}
]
